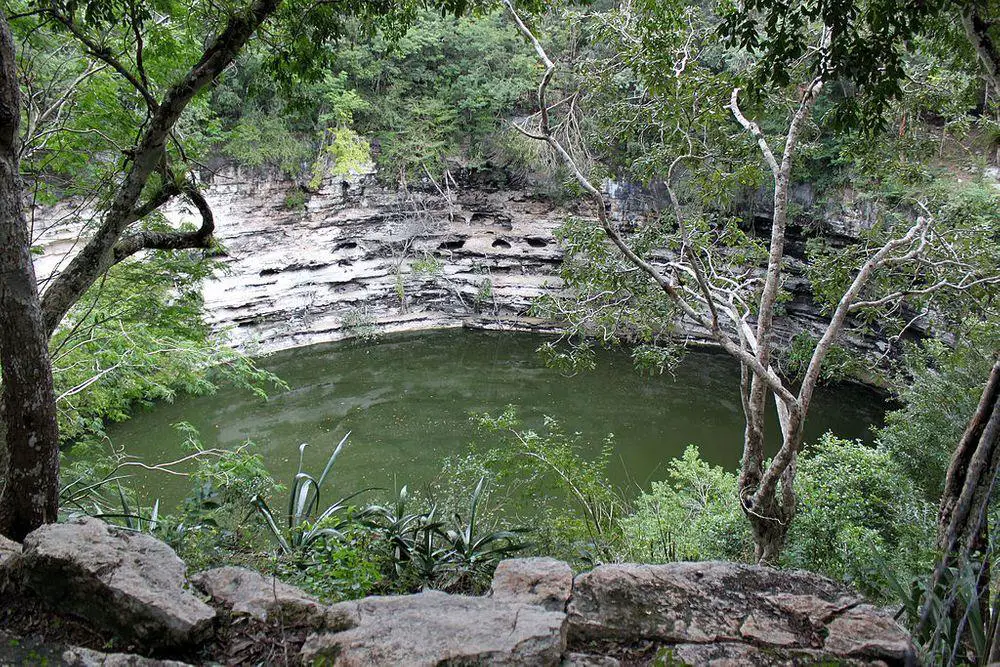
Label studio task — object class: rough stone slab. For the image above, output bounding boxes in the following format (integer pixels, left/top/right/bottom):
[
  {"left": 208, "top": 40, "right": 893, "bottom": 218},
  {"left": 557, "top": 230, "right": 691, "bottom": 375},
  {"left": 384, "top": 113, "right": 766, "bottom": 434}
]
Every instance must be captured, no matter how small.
[
  {"left": 61, "top": 647, "right": 192, "bottom": 667},
  {"left": 566, "top": 562, "right": 914, "bottom": 663},
  {"left": 824, "top": 605, "right": 916, "bottom": 662},
  {"left": 13, "top": 518, "right": 214, "bottom": 650},
  {"left": 300, "top": 589, "right": 566, "bottom": 666},
  {"left": 560, "top": 653, "right": 620, "bottom": 666},
  {"left": 664, "top": 642, "right": 886, "bottom": 666},
  {"left": 191, "top": 566, "right": 327, "bottom": 628},
  {"left": 492, "top": 557, "right": 573, "bottom": 611}
]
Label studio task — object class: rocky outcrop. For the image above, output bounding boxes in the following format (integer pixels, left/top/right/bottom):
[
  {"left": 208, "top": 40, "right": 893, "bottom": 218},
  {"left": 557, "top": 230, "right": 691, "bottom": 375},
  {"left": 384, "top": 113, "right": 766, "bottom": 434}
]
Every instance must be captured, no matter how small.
[
  {"left": 301, "top": 590, "right": 568, "bottom": 665},
  {"left": 0, "top": 534, "right": 20, "bottom": 566},
  {"left": 5, "top": 518, "right": 214, "bottom": 650},
  {"left": 1, "top": 523, "right": 915, "bottom": 666},
  {"left": 565, "top": 562, "right": 915, "bottom": 665},
  {"left": 61, "top": 647, "right": 193, "bottom": 667},
  {"left": 491, "top": 556, "right": 573, "bottom": 612},
  {"left": 190, "top": 566, "right": 329, "bottom": 629},
  {"left": 33, "top": 167, "right": 569, "bottom": 355}
]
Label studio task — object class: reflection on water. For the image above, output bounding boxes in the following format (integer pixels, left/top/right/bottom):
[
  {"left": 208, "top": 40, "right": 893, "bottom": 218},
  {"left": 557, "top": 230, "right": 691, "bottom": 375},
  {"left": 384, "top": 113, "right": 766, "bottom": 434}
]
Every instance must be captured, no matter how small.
[{"left": 107, "top": 329, "right": 887, "bottom": 508}]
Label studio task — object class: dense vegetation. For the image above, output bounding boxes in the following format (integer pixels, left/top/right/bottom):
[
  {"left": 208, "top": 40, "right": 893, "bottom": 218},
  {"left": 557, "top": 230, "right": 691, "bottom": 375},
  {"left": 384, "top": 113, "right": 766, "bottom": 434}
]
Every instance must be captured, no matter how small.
[{"left": 1, "top": 0, "right": 999, "bottom": 663}]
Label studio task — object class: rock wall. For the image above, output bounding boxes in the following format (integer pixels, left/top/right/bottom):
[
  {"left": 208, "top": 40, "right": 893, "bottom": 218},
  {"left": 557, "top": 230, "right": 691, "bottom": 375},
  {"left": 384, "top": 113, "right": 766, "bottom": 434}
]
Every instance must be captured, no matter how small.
[
  {"left": 33, "top": 166, "right": 905, "bottom": 360},
  {"left": 34, "top": 167, "right": 573, "bottom": 355}
]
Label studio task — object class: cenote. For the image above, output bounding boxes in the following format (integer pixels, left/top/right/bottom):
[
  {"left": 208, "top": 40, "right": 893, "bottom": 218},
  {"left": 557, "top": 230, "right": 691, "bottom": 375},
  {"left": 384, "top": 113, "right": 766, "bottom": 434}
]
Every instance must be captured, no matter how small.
[{"left": 108, "top": 329, "right": 887, "bottom": 509}]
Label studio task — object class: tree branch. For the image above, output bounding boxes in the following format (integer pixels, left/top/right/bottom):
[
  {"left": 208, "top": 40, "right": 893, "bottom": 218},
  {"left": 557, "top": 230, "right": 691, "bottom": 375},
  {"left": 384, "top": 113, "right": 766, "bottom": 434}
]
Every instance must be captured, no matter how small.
[
  {"left": 503, "top": 0, "right": 797, "bottom": 407},
  {"left": 111, "top": 182, "right": 214, "bottom": 263},
  {"left": 39, "top": 0, "right": 281, "bottom": 338}
]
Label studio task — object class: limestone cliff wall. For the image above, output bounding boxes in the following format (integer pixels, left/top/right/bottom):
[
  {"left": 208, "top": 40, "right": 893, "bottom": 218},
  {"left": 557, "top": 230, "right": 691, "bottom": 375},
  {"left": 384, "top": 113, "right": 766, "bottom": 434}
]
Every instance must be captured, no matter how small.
[{"left": 32, "top": 166, "right": 903, "bottom": 360}]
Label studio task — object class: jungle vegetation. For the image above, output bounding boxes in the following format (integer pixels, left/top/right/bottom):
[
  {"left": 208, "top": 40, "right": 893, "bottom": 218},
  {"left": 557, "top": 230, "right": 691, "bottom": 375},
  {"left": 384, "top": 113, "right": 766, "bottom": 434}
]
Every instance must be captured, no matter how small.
[{"left": 0, "top": 0, "right": 999, "bottom": 662}]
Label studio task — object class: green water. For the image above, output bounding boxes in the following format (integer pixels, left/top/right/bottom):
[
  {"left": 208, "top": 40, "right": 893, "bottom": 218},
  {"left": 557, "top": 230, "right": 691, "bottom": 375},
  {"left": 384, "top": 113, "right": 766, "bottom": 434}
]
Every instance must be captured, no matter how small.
[{"left": 108, "top": 329, "right": 886, "bottom": 509}]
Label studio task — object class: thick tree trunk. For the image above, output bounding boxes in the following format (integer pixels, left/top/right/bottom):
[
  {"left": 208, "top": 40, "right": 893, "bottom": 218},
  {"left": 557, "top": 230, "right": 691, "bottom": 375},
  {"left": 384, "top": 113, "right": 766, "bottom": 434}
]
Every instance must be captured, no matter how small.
[
  {"left": 0, "top": 10, "right": 61, "bottom": 540},
  {"left": 918, "top": 358, "right": 1000, "bottom": 657}
]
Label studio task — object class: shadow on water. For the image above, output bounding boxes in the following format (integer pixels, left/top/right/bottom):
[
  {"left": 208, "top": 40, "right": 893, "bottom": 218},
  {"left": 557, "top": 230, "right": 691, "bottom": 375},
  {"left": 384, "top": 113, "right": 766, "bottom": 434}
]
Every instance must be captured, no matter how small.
[{"left": 106, "top": 329, "right": 887, "bottom": 509}]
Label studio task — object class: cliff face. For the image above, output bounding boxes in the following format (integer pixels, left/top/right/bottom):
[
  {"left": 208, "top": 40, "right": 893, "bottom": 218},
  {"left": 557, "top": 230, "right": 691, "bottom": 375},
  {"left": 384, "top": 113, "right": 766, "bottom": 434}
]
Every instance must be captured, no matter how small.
[
  {"left": 175, "top": 167, "right": 569, "bottom": 353},
  {"left": 33, "top": 166, "right": 902, "bottom": 359}
]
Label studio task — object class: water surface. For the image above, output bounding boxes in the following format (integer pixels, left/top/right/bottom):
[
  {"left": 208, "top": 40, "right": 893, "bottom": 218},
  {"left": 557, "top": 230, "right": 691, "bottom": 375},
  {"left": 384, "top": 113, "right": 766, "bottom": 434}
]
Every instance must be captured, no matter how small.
[{"left": 108, "top": 329, "right": 886, "bottom": 508}]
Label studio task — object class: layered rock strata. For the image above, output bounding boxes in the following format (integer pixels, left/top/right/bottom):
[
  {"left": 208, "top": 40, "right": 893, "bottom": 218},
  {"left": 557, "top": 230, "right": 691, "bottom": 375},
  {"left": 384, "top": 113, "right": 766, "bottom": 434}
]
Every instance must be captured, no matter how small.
[{"left": 32, "top": 167, "right": 901, "bottom": 359}]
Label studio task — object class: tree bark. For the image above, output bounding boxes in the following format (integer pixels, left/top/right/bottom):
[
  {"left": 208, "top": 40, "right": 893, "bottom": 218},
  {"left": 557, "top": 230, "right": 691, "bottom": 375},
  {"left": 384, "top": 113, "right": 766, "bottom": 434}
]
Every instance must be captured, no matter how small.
[
  {"left": 962, "top": 5, "right": 1000, "bottom": 94},
  {"left": 936, "top": 357, "right": 1000, "bottom": 555},
  {"left": 0, "top": 10, "right": 61, "bottom": 540}
]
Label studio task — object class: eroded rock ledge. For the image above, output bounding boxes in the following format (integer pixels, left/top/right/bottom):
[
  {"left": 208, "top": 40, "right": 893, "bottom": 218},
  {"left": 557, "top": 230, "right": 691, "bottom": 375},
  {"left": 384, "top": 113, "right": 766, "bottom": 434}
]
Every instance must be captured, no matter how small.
[
  {"left": 0, "top": 519, "right": 915, "bottom": 665},
  {"left": 33, "top": 166, "right": 903, "bottom": 360}
]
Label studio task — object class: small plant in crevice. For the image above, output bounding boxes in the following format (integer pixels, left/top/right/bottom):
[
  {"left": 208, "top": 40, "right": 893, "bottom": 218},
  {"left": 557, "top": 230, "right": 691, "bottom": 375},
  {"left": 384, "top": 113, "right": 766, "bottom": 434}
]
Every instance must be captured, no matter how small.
[
  {"left": 473, "top": 276, "right": 495, "bottom": 313},
  {"left": 411, "top": 255, "right": 444, "bottom": 278},
  {"left": 283, "top": 189, "right": 309, "bottom": 211},
  {"left": 339, "top": 307, "right": 382, "bottom": 343}
]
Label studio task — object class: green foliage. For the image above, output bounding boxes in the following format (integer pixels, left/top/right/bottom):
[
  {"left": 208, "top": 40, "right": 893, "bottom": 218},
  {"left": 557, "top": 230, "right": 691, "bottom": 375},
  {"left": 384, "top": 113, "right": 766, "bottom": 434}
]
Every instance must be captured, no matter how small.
[
  {"left": 879, "top": 322, "right": 1000, "bottom": 500},
  {"left": 156, "top": 430, "right": 279, "bottom": 571},
  {"left": 619, "top": 438, "right": 935, "bottom": 601},
  {"left": 50, "top": 251, "right": 283, "bottom": 446},
  {"left": 884, "top": 554, "right": 1000, "bottom": 666},
  {"left": 805, "top": 178, "right": 1000, "bottom": 334},
  {"left": 719, "top": 0, "right": 946, "bottom": 129},
  {"left": 340, "top": 307, "right": 382, "bottom": 342},
  {"left": 223, "top": 110, "right": 312, "bottom": 175},
  {"left": 364, "top": 480, "right": 529, "bottom": 594},
  {"left": 780, "top": 331, "right": 867, "bottom": 384},
  {"left": 473, "top": 276, "right": 494, "bottom": 312},
  {"left": 784, "top": 434, "right": 935, "bottom": 599},
  {"left": 440, "top": 409, "right": 628, "bottom": 565},
  {"left": 253, "top": 434, "right": 372, "bottom": 555},
  {"left": 619, "top": 446, "right": 752, "bottom": 562},
  {"left": 530, "top": 216, "right": 683, "bottom": 374},
  {"left": 283, "top": 189, "right": 309, "bottom": 211},
  {"left": 271, "top": 527, "right": 384, "bottom": 601},
  {"left": 331, "top": 9, "right": 537, "bottom": 178},
  {"left": 411, "top": 255, "right": 443, "bottom": 277},
  {"left": 324, "top": 128, "right": 372, "bottom": 177}
]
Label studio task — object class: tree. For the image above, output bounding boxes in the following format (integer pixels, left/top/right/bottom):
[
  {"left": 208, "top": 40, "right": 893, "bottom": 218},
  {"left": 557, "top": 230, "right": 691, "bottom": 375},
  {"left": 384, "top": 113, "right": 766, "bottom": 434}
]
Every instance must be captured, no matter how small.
[
  {"left": 506, "top": 0, "right": 1000, "bottom": 561},
  {"left": 0, "top": 0, "right": 471, "bottom": 539},
  {"left": 0, "top": 7, "right": 60, "bottom": 539}
]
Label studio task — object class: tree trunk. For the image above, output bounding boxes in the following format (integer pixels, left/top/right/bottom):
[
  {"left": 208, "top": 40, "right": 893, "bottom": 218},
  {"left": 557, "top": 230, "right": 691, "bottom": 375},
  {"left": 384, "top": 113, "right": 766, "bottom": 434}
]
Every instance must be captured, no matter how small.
[
  {"left": 0, "top": 10, "right": 61, "bottom": 540},
  {"left": 937, "top": 357, "right": 1000, "bottom": 555}
]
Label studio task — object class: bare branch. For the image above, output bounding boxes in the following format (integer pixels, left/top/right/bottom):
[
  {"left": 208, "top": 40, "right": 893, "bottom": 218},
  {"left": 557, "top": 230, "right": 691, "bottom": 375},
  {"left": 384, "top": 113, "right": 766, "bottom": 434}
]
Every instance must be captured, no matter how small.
[
  {"left": 728, "top": 88, "right": 779, "bottom": 176},
  {"left": 503, "top": 0, "right": 796, "bottom": 406}
]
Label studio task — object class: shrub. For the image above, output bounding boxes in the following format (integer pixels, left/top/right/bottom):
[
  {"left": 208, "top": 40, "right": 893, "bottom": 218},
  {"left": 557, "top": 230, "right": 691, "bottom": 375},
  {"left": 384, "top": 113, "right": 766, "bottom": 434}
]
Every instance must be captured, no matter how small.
[
  {"left": 439, "top": 409, "right": 628, "bottom": 566},
  {"left": 879, "top": 323, "right": 1000, "bottom": 500},
  {"left": 619, "top": 446, "right": 752, "bottom": 563},
  {"left": 784, "top": 434, "right": 936, "bottom": 599}
]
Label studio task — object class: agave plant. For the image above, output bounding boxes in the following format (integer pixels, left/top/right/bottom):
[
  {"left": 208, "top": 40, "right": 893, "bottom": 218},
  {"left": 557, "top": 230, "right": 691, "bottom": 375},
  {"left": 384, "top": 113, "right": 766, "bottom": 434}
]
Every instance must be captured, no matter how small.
[
  {"left": 365, "top": 485, "right": 445, "bottom": 577},
  {"left": 363, "top": 479, "right": 527, "bottom": 592},
  {"left": 253, "top": 433, "right": 374, "bottom": 555},
  {"left": 61, "top": 469, "right": 161, "bottom": 534},
  {"left": 440, "top": 476, "right": 529, "bottom": 591}
]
